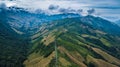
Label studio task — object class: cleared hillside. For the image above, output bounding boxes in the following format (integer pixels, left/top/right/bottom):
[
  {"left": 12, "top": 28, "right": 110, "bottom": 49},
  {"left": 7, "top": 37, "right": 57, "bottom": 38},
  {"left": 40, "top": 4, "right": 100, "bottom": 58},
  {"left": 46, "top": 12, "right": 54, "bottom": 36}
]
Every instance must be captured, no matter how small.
[{"left": 24, "top": 17, "right": 120, "bottom": 67}]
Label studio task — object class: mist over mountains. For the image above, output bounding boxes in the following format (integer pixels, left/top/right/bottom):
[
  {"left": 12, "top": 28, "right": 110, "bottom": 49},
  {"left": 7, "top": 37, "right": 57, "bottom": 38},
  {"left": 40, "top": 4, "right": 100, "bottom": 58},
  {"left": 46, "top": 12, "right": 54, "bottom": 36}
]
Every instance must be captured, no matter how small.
[
  {"left": 1, "top": 0, "right": 120, "bottom": 21},
  {"left": 0, "top": 2, "right": 96, "bottom": 16}
]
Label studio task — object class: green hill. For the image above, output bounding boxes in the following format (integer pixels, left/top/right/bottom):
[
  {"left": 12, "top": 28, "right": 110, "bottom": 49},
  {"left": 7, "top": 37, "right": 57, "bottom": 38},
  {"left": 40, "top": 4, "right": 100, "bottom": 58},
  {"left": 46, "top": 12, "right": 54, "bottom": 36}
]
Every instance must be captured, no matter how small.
[
  {"left": 0, "top": 11, "right": 30, "bottom": 67},
  {"left": 24, "top": 17, "right": 120, "bottom": 67}
]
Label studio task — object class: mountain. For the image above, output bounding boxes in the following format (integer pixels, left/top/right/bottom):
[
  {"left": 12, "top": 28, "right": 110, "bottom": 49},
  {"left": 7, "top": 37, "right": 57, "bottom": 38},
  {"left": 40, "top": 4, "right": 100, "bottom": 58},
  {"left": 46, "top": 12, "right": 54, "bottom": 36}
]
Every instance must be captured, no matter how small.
[
  {"left": 1, "top": 6, "right": 120, "bottom": 67},
  {"left": 0, "top": 9, "right": 30, "bottom": 67},
  {"left": 24, "top": 16, "right": 120, "bottom": 67},
  {"left": 115, "top": 20, "right": 120, "bottom": 26},
  {"left": 81, "top": 15, "right": 120, "bottom": 36},
  {"left": 1, "top": 7, "right": 80, "bottom": 35}
]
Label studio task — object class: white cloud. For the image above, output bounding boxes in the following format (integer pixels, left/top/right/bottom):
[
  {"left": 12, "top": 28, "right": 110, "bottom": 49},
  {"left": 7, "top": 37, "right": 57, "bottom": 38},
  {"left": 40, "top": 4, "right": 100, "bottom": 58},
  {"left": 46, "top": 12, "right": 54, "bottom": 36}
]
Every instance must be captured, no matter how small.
[{"left": 0, "top": 1, "right": 16, "bottom": 7}]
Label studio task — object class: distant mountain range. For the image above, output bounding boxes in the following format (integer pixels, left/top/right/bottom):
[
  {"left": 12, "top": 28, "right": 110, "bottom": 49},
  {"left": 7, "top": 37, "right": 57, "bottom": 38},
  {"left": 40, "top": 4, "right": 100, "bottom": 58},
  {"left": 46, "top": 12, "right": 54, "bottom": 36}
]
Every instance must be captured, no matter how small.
[
  {"left": 0, "top": 6, "right": 81, "bottom": 35},
  {"left": 0, "top": 6, "right": 120, "bottom": 67}
]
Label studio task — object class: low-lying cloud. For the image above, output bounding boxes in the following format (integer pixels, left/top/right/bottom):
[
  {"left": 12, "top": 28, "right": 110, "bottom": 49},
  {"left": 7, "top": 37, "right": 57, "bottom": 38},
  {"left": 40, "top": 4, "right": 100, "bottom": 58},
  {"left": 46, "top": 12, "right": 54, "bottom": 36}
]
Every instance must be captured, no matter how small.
[
  {"left": 48, "top": 5, "right": 59, "bottom": 10},
  {"left": 87, "top": 8, "right": 95, "bottom": 15}
]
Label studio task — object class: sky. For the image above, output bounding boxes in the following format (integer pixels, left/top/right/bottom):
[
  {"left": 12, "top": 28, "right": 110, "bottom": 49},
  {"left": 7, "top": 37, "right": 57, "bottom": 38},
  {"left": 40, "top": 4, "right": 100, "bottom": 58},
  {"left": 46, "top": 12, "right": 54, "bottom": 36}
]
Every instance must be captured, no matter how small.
[{"left": 0, "top": 0, "right": 120, "bottom": 22}]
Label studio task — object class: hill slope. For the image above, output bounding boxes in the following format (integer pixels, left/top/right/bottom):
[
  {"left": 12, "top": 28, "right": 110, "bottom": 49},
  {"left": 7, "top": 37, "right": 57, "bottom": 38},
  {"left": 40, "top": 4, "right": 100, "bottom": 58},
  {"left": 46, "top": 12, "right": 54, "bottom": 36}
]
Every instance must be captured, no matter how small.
[
  {"left": 0, "top": 9, "right": 30, "bottom": 67},
  {"left": 24, "top": 17, "right": 120, "bottom": 67}
]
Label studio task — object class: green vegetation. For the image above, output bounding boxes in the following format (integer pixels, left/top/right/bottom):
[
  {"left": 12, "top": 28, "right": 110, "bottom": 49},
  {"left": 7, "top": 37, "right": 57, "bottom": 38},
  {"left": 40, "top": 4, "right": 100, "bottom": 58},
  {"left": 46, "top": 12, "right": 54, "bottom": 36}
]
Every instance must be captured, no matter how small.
[
  {"left": 24, "top": 18, "right": 120, "bottom": 67},
  {"left": 0, "top": 15, "right": 30, "bottom": 67},
  {"left": 1, "top": 16, "right": 120, "bottom": 67}
]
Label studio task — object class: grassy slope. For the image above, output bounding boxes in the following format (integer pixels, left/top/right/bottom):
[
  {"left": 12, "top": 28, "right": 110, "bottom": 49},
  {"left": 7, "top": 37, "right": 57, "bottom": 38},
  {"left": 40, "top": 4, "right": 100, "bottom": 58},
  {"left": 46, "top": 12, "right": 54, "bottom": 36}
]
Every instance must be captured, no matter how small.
[{"left": 24, "top": 18, "right": 120, "bottom": 67}]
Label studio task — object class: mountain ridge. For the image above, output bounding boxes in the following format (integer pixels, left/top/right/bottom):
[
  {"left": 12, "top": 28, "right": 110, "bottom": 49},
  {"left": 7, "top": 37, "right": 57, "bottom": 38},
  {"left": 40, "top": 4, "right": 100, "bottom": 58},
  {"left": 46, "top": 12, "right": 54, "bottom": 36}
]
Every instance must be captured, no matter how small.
[{"left": 24, "top": 17, "right": 120, "bottom": 67}]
